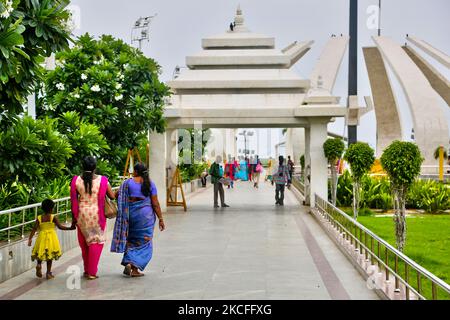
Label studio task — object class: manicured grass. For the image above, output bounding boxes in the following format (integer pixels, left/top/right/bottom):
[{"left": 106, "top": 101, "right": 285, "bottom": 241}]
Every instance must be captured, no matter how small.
[{"left": 357, "top": 214, "right": 450, "bottom": 299}]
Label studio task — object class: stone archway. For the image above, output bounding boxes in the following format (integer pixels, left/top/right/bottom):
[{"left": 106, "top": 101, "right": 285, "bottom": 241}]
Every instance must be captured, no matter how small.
[{"left": 148, "top": 7, "right": 347, "bottom": 211}]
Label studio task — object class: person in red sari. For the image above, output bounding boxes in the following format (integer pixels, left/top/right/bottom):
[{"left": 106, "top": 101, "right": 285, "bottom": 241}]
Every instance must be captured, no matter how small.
[{"left": 70, "top": 156, "right": 115, "bottom": 280}]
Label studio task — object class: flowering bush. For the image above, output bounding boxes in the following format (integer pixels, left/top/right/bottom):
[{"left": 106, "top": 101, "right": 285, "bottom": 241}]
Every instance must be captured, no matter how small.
[{"left": 41, "top": 34, "right": 170, "bottom": 167}]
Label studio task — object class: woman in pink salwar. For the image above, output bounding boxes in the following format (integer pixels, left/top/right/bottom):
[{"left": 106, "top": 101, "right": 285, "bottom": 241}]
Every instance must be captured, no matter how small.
[{"left": 70, "top": 156, "right": 115, "bottom": 280}]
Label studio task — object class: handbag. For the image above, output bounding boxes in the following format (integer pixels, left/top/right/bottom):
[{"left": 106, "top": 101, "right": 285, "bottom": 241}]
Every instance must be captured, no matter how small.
[
  {"left": 105, "top": 197, "right": 118, "bottom": 219},
  {"left": 256, "top": 163, "right": 263, "bottom": 173}
]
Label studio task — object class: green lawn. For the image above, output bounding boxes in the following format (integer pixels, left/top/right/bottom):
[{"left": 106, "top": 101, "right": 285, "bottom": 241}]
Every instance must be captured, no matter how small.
[{"left": 357, "top": 214, "right": 450, "bottom": 299}]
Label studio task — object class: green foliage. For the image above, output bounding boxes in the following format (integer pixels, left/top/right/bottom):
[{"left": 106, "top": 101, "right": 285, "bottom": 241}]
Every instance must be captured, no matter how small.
[
  {"left": 299, "top": 154, "right": 305, "bottom": 170},
  {"left": 381, "top": 141, "right": 423, "bottom": 189},
  {"left": 57, "top": 111, "right": 109, "bottom": 173},
  {"left": 336, "top": 172, "right": 450, "bottom": 213},
  {"left": 41, "top": 33, "right": 170, "bottom": 167},
  {"left": 323, "top": 138, "right": 345, "bottom": 163},
  {"left": 336, "top": 170, "right": 353, "bottom": 207},
  {"left": 180, "top": 162, "right": 208, "bottom": 183},
  {"left": 0, "top": 176, "right": 70, "bottom": 241},
  {"left": 344, "top": 142, "right": 375, "bottom": 181},
  {"left": 178, "top": 128, "right": 211, "bottom": 182},
  {"left": 343, "top": 207, "right": 374, "bottom": 217},
  {"left": 361, "top": 176, "right": 392, "bottom": 212},
  {"left": 0, "top": 116, "right": 73, "bottom": 185},
  {"left": 407, "top": 179, "right": 450, "bottom": 213},
  {"left": 0, "top": 0, "right": 72, "bottom": 120}
]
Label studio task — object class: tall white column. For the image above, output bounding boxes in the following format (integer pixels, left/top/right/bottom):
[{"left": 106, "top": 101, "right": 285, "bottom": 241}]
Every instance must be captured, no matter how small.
[
  {"left": 304, "top": 127, "right": 311, "bottom": 205},
  {"left": 285, "top": 128, "right": 294, "bottom": 158},
  {"left": 291, "top": 128, "right": 305, "bottom": 171},
  {"left": 309, "top": 120, "right": 328, "bottom": 204},
  {"left": 149, "top": 130, "right": 167, "bottom": 212},
  {"left": 165, "top": 129, "right": 178, "bottom": 203}
]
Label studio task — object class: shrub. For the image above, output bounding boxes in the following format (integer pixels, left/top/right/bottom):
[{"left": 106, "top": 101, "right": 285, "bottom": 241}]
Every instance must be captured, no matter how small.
[
  {"left": 323, "top": 138, "right": 345, "bottom": 205},
  {"left": 336, "top": 170, "right": 353, "bottom": 207},
  {"left": 381, "top": 140, "right": 423, "bottom": 252},
  {"left": 407, "top": 179, "right": 450, "bottom": 213},
  {"left": 361, "top": 176, "right": 392, "bottom": 212},
  {"left": 343, "top": 142, "right": 375, "bottom": 219},
  {"left": 0, "top": 116, "right": 73, "bottom": 185}
]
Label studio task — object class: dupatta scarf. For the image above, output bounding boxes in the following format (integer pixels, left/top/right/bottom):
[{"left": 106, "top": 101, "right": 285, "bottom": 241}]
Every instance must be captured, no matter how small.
[
  {"left": 110, "top": 179, "right": 130, "bottom": 253},
  {"left": 70, "top": 175, "right": 108, "bottom": 231}
]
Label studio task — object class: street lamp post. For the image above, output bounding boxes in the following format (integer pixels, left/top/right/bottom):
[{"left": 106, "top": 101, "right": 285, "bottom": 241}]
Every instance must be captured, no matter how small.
[
  {"left": 131, "top": 14, "right": 157, "bottom": 50},
  {"left": 239, "top": 130, "right": 254, "bottom": 158}
]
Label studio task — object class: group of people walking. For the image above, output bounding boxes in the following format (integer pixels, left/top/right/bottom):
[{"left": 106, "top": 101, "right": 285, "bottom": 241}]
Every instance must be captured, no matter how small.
[
  {"left": 28, "top": 156, "right": 165, "bottom": 280},
  {"left": 208, "top": 154, "right": 294, "bottom": 208}
]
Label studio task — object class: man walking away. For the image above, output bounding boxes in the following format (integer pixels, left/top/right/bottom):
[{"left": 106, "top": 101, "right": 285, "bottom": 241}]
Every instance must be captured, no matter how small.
[
  {"left": 274, "top": 156, "right": 291, "bottom": 206},
  {"left": 209, "top": 156, "right": 229, "bottom": 208}
]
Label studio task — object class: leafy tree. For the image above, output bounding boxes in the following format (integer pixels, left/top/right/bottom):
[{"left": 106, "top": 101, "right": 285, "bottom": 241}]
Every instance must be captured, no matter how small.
[
  {"left": 41, "top": 33, "right": 170, "bottom": 168},
  {"left": 343, "top": 142, "right": 375, "bottom": 219},
  {"left": 381, "top": 141, "right": 423, "bottom": 252},
  {"left": 323, "top": 138, "right": 345, "bottom": 205},
  {"left": 0, "top": 116, "right": 73, "bottom": 185},
  {"left": 57, "top": 111, "right": 109, "bottom": 174},
  {"left": 0, "top": 0, "right": 72, "bottom": 125}
]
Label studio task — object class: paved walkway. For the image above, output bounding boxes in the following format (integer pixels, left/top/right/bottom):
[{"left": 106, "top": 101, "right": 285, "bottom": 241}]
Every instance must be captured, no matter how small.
[{"left": 0, "top": 180, "right": 378, "bottom": 300}]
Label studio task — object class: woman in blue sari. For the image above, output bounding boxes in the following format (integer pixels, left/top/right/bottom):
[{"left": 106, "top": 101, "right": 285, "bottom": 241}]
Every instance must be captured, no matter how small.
[{"left": 111, "top": 163, "right": 165, "bottom": 277}]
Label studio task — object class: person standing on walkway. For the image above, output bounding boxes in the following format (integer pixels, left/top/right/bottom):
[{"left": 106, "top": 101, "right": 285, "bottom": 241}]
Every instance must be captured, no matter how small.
[
  {"left": 209, "top": 155, "right": 229, "bottom": 208},
  {"left": 111, "top": 162, "right": 165, "bottom": 277},
  {"left": 274, "top": 156, "right": 291, "bottom": 206},
  {"left": 70, "top": 156, "right": 116, "bottom": 280},
  {"left": 287, "top": 155, "right": 294, "bottom": 184}
]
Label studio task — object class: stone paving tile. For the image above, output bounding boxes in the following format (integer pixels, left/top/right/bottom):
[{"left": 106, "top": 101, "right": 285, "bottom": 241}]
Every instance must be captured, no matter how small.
[{"left": 2, "top": 181, "right": 379, "bottom": 300}]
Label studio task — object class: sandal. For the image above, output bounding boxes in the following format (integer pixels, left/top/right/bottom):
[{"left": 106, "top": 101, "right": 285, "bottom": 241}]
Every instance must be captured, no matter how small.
[
  {"left": 86, "top": 275, "right": 98, "bottom": 280},
  {"left": 35, "top": 265, "right": 42, "bottom": 278},
  {"left": 123, "top": 264, "right": 132, "bottom": 277},
  {"left": 131, "top": 269, "right": 144, "bottom": 277},
  {"left": 46, "top": 272, "right": 55, "bottom": 280}
]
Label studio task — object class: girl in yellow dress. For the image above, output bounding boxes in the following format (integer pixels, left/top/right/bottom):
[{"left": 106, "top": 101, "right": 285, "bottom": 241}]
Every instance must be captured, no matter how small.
[{"left": 28, "top": 199, "right": 75, "bottom": 279}]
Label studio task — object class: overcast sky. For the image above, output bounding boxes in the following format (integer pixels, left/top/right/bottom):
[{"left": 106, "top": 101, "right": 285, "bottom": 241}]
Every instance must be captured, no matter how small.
[{"left": 69, "top": 0, "right": 450, "bottom": 151}]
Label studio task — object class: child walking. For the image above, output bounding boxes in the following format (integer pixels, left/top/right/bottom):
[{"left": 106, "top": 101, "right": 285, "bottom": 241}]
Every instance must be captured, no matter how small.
[{"left": 28, "top": 199, "right": 75, "bottom": 279}]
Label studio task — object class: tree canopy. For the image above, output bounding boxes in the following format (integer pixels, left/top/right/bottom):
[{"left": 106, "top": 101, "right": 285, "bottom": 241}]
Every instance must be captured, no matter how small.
[
  {"left": 41, "top": 33, "right": 171, "bottom": 166},
  {"left": 381, "top": 141, "right": 423, "bottom": 189},
  {"left": 344, "top": 142, "right": 375, "bottom": 181}
]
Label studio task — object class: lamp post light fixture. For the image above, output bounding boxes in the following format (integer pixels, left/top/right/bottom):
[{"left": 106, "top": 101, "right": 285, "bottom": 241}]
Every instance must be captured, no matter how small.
[
  {"left": 131, "top": 14, "right": 157, "bottom": 50},
  {"left": 238, "top": 130, "right": 254, "bottom": 158}
]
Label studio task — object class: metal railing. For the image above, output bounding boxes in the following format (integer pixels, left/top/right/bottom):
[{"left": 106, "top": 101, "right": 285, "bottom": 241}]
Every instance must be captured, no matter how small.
[
  {"left": 314, "top": 194, "right": 450, "bottom": 300},
  {"left": 291, "top": 176, "right": 305, "bottom": 195},
  {"left": 0, "top": 187, "right": 119, "bottom": 246}
]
